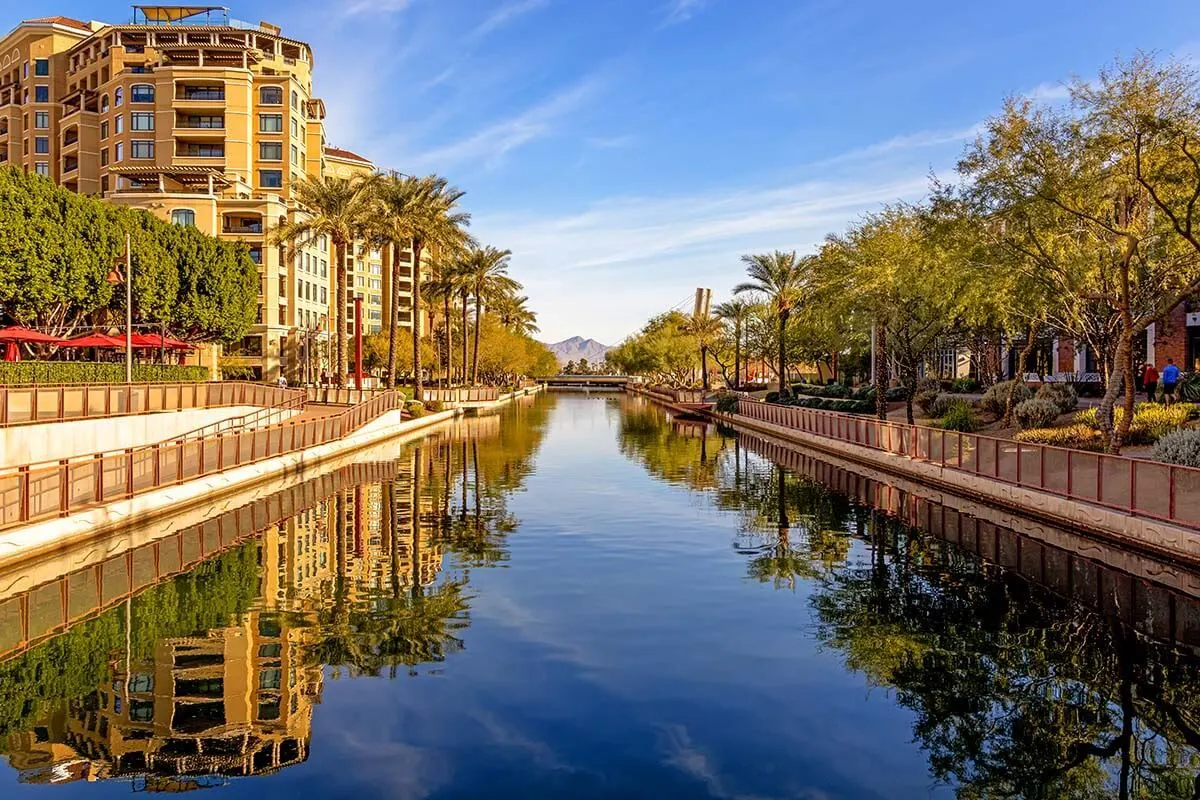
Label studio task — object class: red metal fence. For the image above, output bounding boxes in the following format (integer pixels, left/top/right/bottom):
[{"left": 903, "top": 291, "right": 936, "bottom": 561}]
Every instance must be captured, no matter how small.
[
  {"left": 0, "top": 391, "right": 409, "bottom": 533},
  {"left": 0, "top": 382, "right": 302, "bottom": 427},
  {"left": 735, "top": 399, "right": 1200, "bottom": 530},
  {"left": 423, "top": 387, "right": 500, "bottom": 403}
]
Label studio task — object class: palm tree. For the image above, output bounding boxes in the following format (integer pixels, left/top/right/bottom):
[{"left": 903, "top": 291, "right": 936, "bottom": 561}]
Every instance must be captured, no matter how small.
[
  {"left": 734, "top": 251, "right": 810, "bottom": 398},
  {"left": 714, "top": 298, "right": 753, "bottom": 389},
  {"left": 682, "top": 313, "right": 724, "bottom": 392},
  {"left": 367, "top": 175, "right": 471, "bottom": 396},
  {"left": 274, "top": 175, "right": 373, "bottom": 385},
  {"left": 490, "top": 291, "right": 539, "bottom": 336},
  {"left": 460, "top": 246, "right": 518, "bottom": 384}
]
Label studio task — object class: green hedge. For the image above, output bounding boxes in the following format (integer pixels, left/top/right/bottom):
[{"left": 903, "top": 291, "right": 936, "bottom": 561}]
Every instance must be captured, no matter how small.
[{"left": 0, "top": 362, "right": 210, "bottom": 385}]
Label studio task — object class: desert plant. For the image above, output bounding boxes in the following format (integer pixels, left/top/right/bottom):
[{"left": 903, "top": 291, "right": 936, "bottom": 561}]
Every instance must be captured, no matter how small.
[
  {"left": 949, "top": 377, "right": 980, "bottom": 394},
  {"left": 1034, "top": 382, "right": 1078, "bottom": 414},
  {"left": 980, "top": 380, "right": 1033, "bottom": 417},
  {"left": 1178, "top": 373, "right": 1200, "bottom": 403},
  {"left": 1014, "top": 398, "right": 1062, "bottom": 430},
  {"left": 1153, "top": 429, "right": 1200, "bottom": 467},
  {"left": 1075, "top": 403, "right": 1196, "bottom": 443},
  {"left": 915, "top": 389, "right": 942, "bottom": 416},
  {"left": 1015, "top": 424, "right": 1106, "bottom": 451},
  {"left": 938, "top": 400, "right": 979, "bottom": 432}
]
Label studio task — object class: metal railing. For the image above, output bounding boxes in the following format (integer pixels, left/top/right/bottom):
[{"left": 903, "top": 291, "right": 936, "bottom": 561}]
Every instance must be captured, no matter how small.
[
  {"left": 423, "top": 387, "right": 500, "bottom": 403},
  {"left": 305, "top": 387, "right": 388, "bottom": 405},
  {"left": 734, "top": 399, "right": 1200, "bottom": 530},
  {"left": 633, "top": 385, "right": 707, "bottom": 404},
  {"left": 0, "top": 391, "right": 409, "bottom": 532},
  {"left": 0, "top": 382, "right": 302, "bottom": 427}
]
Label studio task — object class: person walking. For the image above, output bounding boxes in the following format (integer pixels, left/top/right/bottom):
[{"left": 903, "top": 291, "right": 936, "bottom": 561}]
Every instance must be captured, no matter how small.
[
  {"left": 1142, "top": 361, "right": 1159, "bottom": 403},
  {"left": 1162, "top": 357, "right": 1181, "bottom": 406}
]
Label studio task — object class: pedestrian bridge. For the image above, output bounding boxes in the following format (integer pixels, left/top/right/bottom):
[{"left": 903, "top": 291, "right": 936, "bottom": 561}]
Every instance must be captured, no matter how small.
[{"left": 542, "top": 375, "right": 630, "bottom": 389}]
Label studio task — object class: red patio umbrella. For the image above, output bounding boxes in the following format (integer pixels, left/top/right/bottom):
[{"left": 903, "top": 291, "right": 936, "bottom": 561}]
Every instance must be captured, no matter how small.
[
  {"left": 60, "top": 332, "right": 128, "bottom": 348},
  {"left": 0, "top": 325, "right": 64, "bottom": 344},
  {"left": 130, "top": 332, "right": 196, "bottom": 350}
]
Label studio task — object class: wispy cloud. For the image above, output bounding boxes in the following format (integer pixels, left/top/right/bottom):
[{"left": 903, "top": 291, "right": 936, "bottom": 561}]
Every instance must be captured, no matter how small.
[
  {"left": 585, "top": 134, "right": 636, "bottom": 149},
  {"left": 340, "top": 0, "right": 413, "bottom": 16},
  {"left": 1026, "top": 80, "right": 1071, "bottom": 102},
  {"left": 812, "top": 124, "right": 982, "bottom": 168},
  {"left": 662, "top": 0, "right": 709, "bottom": 26},
  {"left": 468, "top": 0, "right": 550, "bottom": 42},
  {"left": 406, "top": 72, "right": 606, "bottom": 170}
]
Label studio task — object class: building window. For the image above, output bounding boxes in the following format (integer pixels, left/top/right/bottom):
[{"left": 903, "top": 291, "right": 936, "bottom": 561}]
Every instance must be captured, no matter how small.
[
  {"left": 131, "top": 112, "right": 154, "bottom": 131},
  {"left": 22, "top": 62, "right": 28, "bottom": 79},
  {"left": 320, "top": 287, "right": 327, "bottom": 304},
  {"left": 114, "top": 87, "right": 123, "bottom": 105},
  {"left": 290, "top": 117, "right": 298, "bottom": 137},
  {"left": 34, "top": 111, "right": 48, "bottom": 129},
  {"left": 131, "top": 140, "right": 154, "bottom": 159},
  {"left": 115, "top": 114, "right": 124, "bottom": 134},
  {"left": 34, "top": 162, "right": 49, "bottom": 177},
  {"left": 34, "top": 137, "right": 49, "bottom": 154},
  {"left": 178, "top": 143, "right": 223, "bottom": 157},
  {"left": 101, "top": 94, "right": 109, "bottom": 111},
  {"left": 291, "top": 144, "right": 298, "bottom": 163},
  {"left": 260, "top": 86, "right": 282, "bottom": 104},
  {"left": 171, "top": 208, "right": 196, "bottom": 226},
  {"left": 34, "top": 85, "right": 49, "bottom": 103},
  {"left": 249, "top": 246, "right": 263, "bottom": 264},
  {"left": 320, "top": 259, "right": 327, "bottom": 277},
  {"left": 131, "top": 84, "right": 154, "bottom": 103},
  {"left": 100, "top": 148, "right": 109, "bottom": 166},
  {"left": 34, "top": 59, "right": 49, "bottom": 77},
  {"left": 291, "top": 89, "right": 298, "bottom": 109},
  {"left": 115, "top": 142, "right": 123, "bottom": 162},
  {"left": 278, "top": 305, "right": 286, "bottom": 325},
  {"left": 259, "top": 114, "right": 283, "bottom": 132},
  {"left": 259, "top": 141, "right": 282, "bottom": 160},
  {"left": 100, "top": 120, "right": 109, "bottom": 139},
  {"left": 260, "top": 170, "right": 283, "bottom": 188}
]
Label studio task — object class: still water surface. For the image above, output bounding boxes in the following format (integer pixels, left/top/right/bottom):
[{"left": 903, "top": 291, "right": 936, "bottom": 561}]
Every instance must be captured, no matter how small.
[{"left": 2, "top": 393, "right": 1200, "bottom": 798}]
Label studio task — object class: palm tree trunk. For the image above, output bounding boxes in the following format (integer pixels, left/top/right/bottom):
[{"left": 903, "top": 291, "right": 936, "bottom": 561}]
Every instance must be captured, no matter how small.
[
  {"left": 459, "top": 290, "right": 469, "bottom": 384},
  {"left": 412, "top": 239, "right": 424, "bottom": 403},
  {"left": 734, "top": 322, "right": 741, "bottom": 391},
  {"left": 444, "top": 293, "right": 453, "bottom": 386},
  {"left": 386, "top": 241, "right": 401, "bottom": 389},
  {"left": 700, "top": 345, "right": 710, "bottom": 392},
  {"left": 334, "top": 239, "right": 348, "bottom": 387},
  {"left": 412, "top": 445, "right": 422, "bottom": 590},
  {"left": 777, "top": 309, "right": 790, "bottom": 398},
  {"left": 472, "top": 291, "right": 482, "bottom": 384}
]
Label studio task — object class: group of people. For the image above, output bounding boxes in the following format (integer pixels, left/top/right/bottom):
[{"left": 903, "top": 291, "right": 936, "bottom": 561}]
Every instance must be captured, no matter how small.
[{"left": 1140, "top": 358, "right": 1182, "bottom": 404}]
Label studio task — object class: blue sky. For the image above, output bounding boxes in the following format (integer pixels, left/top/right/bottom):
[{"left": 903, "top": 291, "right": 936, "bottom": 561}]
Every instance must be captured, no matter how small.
[{"left": 31, "top": 1, "right": 1200, "bottom": 343}]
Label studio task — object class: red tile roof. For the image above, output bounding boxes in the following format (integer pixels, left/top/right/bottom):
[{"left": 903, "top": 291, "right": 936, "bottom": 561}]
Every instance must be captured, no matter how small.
[
  {"left": 323, "top": 146, "right": 372, "bottom": 164},
  {"left": 24, "top": 16, "right": 91, "bottom": 31}
]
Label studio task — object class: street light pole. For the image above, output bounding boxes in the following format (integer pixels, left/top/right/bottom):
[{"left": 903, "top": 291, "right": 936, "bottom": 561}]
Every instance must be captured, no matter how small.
[{"left": 123, "top": 233, "right": 132, "bottom": 383}]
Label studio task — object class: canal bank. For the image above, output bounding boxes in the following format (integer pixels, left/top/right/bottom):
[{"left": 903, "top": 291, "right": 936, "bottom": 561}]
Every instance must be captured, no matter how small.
[{"left": 0, "top": 385, "right": 542, "bottom": 570}]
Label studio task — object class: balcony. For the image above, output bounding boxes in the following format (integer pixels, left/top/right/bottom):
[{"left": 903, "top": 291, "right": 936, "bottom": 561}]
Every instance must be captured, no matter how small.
[
  {"left": 63, "top": 156, "right": 79, "bottom": 174},
  {"left": 223, "top": 216, "right": 264, "bottom": 235},
  {"left": 177, "top": 87, "right": 225, "bottom": 101},
  {"left": 63, "top": 129, "right": 79, "bottom": 148},
  {"left": 175, "top": 142, "right": 225, "bottom": 159},
  {"left": 173, "top": 116, "right": 225, "bottom": 138}
]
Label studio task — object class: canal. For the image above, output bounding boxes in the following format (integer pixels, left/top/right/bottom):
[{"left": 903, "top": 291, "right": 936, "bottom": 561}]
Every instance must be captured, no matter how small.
[{"left": 2, "top": 392, "right": 1200, "bottom": 798}]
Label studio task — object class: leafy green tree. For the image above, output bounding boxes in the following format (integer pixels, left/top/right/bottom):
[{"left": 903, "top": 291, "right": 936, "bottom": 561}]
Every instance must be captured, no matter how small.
[
  {"left": 460, "top": 245, "right": 518, "bottom": 384},
  {"left": 734, "top": 251, "right": 812, "bottom": 398}
]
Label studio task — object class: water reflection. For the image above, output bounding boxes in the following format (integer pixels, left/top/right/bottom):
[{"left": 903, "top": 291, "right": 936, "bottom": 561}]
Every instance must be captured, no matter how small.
[
  {"left": 0, "top": 399, "right": 550, "bottom": 788},
  {"left": 619, "top": 397, "right": 1200, "bottom": 799}
]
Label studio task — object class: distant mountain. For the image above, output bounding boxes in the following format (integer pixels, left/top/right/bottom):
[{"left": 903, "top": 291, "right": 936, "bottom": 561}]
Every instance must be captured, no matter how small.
[{"left": 544, "top": 336, "right": 611, "bottom": 366}]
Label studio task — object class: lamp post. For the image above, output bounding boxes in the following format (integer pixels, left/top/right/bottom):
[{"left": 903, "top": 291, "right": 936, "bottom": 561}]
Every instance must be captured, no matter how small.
[{"left": 106, "top": 232, "right": 133, "bottom": 383}]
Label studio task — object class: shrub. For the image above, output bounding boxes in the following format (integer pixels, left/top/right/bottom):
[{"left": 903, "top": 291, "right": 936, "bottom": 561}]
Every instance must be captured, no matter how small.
[
  {"left": 765, "top": 391, "right": 780, "bottom": 404},
  {"left": 980, "top": 380, "right": 1033, "bottom": 417},
  {"left": 404, "top": 400, "right": 426, "bottom": 418},
  {"left": 1015, "top": 424, "right": 1106, "bottom": 451},
  {"left": 423, "top": 399, "right": 445, "bottom": 413},
  {"left": 949, "top": 378, "right": 980, "bottom": 394},
  {"left": 714, "top": 393, "right": 740, "bottom": 414},
  {"left": 1075, "top": 402, "right": 1195, "bottom": 444},
  {"left": 792, "top": 382, "right": 850, "bottom": 399},
  {"left": 929, "top": 394, "right": 963, "bottom": 419},
  {"left": 915, "top": 389, "right": 941, "bottom": 416},
  {"left": 851, "top": 385, "right": 874, "bottom": 402},
  {"left": 1178, "top": 373, "right": 1200, "bottom": 403},
  {"left": 1013, "top": 398, "right": 1061, "bottom": 430},
  {"left": 886, "top": 386, "right": 908, "bottom": 402},
  {"left": 0, "top": 361, "right": 210, "bottom": 384},
  {"left": 1153, "top": 429, "right": 1200, "bottom": 467},
  {"left": 937, "top": 400, "right": 980, "bottom": 432},
  {"left": 1035, "top": 382, "right": 1078, "bottom": 414}
]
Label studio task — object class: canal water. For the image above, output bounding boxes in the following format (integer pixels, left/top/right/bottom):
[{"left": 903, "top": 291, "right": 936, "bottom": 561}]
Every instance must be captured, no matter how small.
[{"left": 2, "top": 392, "right": 1200, "bottom": 798}]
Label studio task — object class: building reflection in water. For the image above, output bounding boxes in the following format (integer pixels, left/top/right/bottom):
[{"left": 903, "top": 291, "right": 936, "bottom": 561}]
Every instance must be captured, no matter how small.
[{"left": 0, "top": 401, "right": 548, "bottom": 789}]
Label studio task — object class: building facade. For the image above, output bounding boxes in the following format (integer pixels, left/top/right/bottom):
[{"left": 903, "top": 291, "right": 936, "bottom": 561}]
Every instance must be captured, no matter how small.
[{"left": 0, "top": 8, "right": 410, "bottom": 382}]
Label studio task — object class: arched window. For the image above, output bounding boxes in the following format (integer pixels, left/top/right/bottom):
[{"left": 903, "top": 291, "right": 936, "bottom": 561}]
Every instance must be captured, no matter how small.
[
  {"left": 100, "top": 93, "right": 109, "bottom": 111},
  {"left": 114, "top": 87, "right": 123, "bottom": 106},
  {"left": 260, "top": 86, "right": 282, "bottom": 105},
  {"left": 171, "top": 208, "right": 196, "bottom": 227},
  {"left": 131, "top": 83, "right": 154, "bottom": 103},
  {"left": 291, "top": 90, "right": 298, "bottom": 109}
]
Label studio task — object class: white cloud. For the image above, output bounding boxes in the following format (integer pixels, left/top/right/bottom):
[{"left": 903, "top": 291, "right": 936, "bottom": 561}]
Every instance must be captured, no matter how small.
[
  {"left": 662, "top": 0, "right": 709, "bottom": 25},
  {"left": 813, "top": 124, "right": 982, "bottom": 167},
  {"left": 468, "top": 0, "right": 550, "bottom": 42},
  {"left": 406, "top": 72, "right": 606, "bottom": 170},
  {"left": 340, "top": 0, "right": 413, "bottom": 16},
  {"left": 1026, "top": 80, "right": 1071, "bottom": 102}
]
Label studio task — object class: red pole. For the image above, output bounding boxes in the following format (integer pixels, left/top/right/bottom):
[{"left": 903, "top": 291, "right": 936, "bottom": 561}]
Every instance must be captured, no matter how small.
[{"left": 353, "top": 295, "right": 364, "bottom": 391}]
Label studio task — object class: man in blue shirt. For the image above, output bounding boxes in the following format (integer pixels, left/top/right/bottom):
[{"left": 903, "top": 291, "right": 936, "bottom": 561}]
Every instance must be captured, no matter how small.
[{"left": 1161, "top": 358, "right": 1181, "bottom": 405}]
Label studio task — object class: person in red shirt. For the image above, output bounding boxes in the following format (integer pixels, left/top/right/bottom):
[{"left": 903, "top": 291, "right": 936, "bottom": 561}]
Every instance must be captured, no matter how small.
[{"left": 1142, "top": 362, "right": 1159, "bottom": 403}]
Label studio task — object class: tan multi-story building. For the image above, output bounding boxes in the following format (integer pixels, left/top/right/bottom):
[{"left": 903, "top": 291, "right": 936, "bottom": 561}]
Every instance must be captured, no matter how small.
[{"left": 0, "top": 7, "right": 414, "bottom": 382}]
